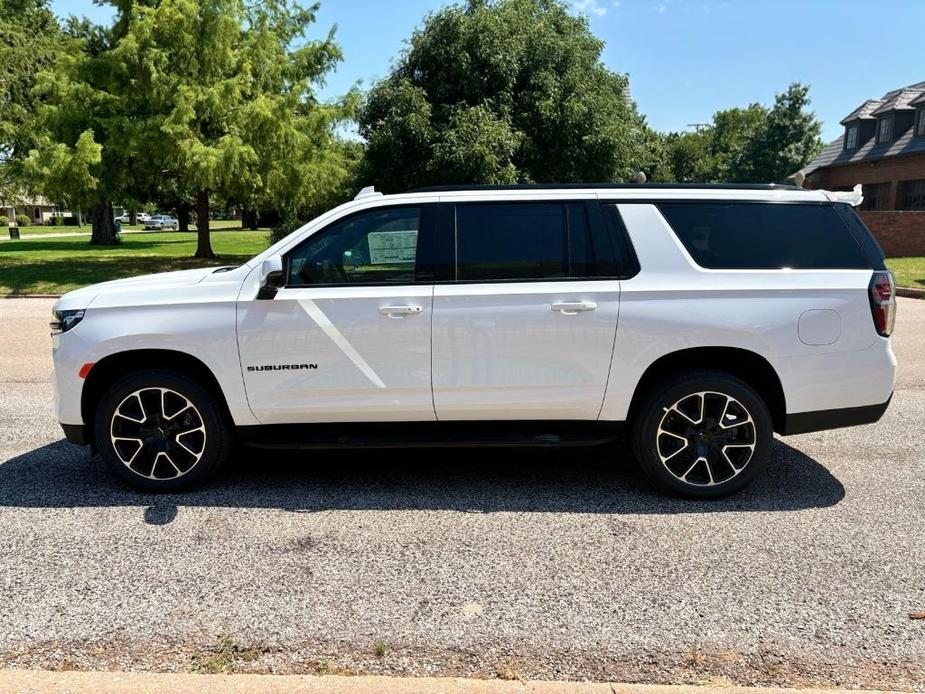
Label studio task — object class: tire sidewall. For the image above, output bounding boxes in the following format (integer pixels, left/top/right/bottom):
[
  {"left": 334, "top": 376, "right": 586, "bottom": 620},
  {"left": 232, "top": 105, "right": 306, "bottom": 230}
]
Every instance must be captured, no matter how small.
[
  {"left": 93, "top": 370, "right": 230, "bottom": 492},
  {"left": 633, "top": 372, "right": 773, "bottom": 498}
]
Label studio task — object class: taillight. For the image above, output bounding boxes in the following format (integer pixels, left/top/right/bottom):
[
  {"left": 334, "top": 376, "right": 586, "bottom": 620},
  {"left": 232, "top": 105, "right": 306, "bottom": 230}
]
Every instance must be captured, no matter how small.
[{"left": 868, "top": 270, "right": 896, "bottom": 337}]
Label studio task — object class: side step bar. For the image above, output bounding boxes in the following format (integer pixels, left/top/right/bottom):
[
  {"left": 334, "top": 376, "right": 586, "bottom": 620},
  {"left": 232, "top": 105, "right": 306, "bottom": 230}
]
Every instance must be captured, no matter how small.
[{"left": 237, "top": 421, "right": 622, "bottom": 450}]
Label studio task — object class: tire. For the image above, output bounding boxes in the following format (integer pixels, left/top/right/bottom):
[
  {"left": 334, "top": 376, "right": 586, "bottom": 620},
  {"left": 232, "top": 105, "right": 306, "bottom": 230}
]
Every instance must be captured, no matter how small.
[
  {"left": 93, "top": 369, "right": 233, "bottom": 492},
  {"left": 630, "top": 370, "right": 772, "bottom": 498}
]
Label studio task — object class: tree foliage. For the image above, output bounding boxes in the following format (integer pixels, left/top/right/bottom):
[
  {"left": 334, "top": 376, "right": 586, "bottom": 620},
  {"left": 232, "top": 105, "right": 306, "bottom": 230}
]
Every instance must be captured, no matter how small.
[
  {"left": 24, "top": 0, "right": 356, "bottom": 255},
  {"left": 0, "top": 0, "right": 60, "bottom": 203},
  {"left": 358, "top": 0, "right": 649, "bottom": 192},
  {"left": 662, "top": 83, "right": 823, "bottom": 184}
]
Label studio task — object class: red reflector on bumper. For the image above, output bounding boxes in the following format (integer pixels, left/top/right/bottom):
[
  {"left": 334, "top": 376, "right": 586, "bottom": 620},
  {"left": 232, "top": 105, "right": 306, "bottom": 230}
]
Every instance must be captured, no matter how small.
[{"left": 78, "top": 363, "right": 94, "bottom": 379}]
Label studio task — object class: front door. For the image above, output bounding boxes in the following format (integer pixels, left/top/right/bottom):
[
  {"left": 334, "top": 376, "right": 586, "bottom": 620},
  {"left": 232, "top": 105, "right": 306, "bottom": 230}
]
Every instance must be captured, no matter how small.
[
  {"left": 432, "top": 201, "right": 621, "bottom": 421},
  {"left": 237, "top": 204, "right": 437, "bottom": 424}
]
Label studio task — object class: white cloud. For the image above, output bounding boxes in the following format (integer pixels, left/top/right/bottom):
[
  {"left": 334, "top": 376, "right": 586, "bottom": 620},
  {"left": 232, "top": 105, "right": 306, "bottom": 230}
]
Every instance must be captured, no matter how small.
[{"left": 571, "top": 0, "right": 608, "bottom": 17}]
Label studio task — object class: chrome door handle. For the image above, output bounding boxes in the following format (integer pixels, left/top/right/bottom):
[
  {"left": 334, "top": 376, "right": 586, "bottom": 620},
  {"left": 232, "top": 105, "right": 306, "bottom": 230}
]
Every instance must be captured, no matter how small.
[
  {"left": 551, "top": 301, "right": 598, "bottom": 315},
  {"left": 379, "top": 305, "right": 423, "bottom": 317}
]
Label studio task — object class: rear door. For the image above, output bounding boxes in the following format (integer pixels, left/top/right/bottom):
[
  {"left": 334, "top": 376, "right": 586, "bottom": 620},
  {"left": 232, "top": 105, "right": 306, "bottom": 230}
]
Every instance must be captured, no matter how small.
[
  {"left": 237, "top": 204, "right": 438, "bottom": 424},
  {"left": 431, "top": 199, "right": 621, "bottom": 420}
]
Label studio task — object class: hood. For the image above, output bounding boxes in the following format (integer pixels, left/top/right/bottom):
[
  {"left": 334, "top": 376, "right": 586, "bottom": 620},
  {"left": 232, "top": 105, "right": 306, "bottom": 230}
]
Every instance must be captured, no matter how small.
[{"left": 54, "top": 266, "right": 232, "bottom": 311}]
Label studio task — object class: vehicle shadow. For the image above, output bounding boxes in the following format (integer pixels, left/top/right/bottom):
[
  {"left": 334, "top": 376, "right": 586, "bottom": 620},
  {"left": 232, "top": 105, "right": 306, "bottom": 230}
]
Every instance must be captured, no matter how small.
[{"left": 0, "top": 438, "right": 844, "bottom": 521}]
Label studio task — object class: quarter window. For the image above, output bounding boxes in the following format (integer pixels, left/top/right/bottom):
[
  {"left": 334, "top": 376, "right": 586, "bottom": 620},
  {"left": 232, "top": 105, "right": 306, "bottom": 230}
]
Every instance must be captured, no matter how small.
[
  {"left": 845, "top": 125, "right": 858, "bottom": 150},
  {"left": 657, "top": 203, "right": 870, "bottom": 270},
  {"left": 454, "top": 202, "right": 603, "bottom": 282},
  {"left": 286, "top": 206, "right": 421, "bottom": 286}
]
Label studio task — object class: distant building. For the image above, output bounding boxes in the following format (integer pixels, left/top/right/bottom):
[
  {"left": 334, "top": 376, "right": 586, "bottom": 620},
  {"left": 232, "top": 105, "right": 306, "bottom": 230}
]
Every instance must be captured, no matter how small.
[
  {"left": 2, "top": 196, "right": 72, "bottom": 225},
  {"left": 797, "top": 81, "right": 925, "bottom": 256}
]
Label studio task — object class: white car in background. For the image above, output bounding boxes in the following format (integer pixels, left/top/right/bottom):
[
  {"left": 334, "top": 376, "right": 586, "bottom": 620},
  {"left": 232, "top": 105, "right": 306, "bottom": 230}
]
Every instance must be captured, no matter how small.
[
  {"left": 144, "top": 214, "right": 178, "bottom": 230},
  {"left": 50, "top": 183, "right": 896, "bottom": 497}
]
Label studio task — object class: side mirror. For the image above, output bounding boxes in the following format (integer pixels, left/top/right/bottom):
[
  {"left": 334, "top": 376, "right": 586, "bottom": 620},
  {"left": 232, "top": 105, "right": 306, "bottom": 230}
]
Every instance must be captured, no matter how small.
[{"left": 256, "top": 256, "right": 285, "bottom": 300}]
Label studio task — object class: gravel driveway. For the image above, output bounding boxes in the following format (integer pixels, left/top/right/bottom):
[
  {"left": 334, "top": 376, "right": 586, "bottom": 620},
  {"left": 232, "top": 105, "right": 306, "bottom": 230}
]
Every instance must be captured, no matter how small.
[{"left": 0, "top": 297, "right": 922, "bottom": 690}]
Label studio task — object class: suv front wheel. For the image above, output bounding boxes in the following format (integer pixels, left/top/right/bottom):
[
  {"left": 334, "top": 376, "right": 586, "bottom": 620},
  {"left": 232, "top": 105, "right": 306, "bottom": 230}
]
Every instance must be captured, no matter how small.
[
  {"left": 93, "top": 369, "right": 232, "bottom": 491},
  {"left": 631, "top": 370, "right": 772, "bottom": 498}
]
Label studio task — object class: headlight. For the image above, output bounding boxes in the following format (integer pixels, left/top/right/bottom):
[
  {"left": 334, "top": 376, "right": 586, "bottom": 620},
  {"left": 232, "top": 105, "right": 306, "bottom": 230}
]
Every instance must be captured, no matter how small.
[{"left": 50, "top": 309, "right": 85, "bottom": 335}]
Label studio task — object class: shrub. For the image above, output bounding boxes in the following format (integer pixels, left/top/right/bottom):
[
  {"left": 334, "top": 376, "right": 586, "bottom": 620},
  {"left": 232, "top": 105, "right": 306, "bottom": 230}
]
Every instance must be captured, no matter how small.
[
  {"left": 269, "top": 211, "right": 303, "bottom": 245},
  {"left": 63, "top": 216, "right": 80, "bottom": 226},
  {"left": 15, "top": 214, "right": 31, "bottom": 227},
  {"left": 0, "top": 216, "right": 7, "bottom": 226},
  {"left": 52, "top": 216, "right": 65, "bottom": 226}
]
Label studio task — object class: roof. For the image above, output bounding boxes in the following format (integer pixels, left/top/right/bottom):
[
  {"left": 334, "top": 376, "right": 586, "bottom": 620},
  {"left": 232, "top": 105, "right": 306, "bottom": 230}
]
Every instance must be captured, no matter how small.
[
  {"left": 840, "top": 99, "right": 883, "bottom": 124},
  {"left": 871, "top": 88, "right": 924, "bottom": 115},
  {"left": 411, "top": 183, "right": 804, "bottom": 193},
  {"left": 801, "top": 80, "right": 925, "bottom": 177}
]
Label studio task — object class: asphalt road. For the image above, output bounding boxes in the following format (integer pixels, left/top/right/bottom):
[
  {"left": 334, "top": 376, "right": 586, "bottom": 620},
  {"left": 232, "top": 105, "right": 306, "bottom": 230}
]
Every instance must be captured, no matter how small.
[{"left": 0, "top": 297, "right": 922, "bottom": 690}]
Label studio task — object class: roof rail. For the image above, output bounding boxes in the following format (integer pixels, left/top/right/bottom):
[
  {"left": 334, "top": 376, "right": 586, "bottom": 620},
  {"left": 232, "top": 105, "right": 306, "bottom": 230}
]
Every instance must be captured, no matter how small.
[
  {"left": 354, "top": 185, "right": 383, "bottom": 201},
  {"left": 409, "top": 183, "right": 805, "bottom": 193}
]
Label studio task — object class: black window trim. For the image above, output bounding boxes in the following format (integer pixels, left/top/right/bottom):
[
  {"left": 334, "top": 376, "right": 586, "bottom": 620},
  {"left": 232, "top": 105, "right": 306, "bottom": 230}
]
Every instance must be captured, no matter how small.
[
  {"left": 282, "top": 202, "right": 438, "bottom": 289},
  {"left": 441, "top": 199, "right": 625, "bottom": 285}
]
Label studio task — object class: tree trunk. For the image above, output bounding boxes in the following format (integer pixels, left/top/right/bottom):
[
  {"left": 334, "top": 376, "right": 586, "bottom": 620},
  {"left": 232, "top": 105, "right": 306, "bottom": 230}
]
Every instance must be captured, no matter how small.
[
  {"left": 90, "top": 201, "right": 119, "bottom": 245},
  {"left": 77, "top": 210, "right": 83, "bottom": 227},
  {"left": 241, "top": 207, "right": 259, "bottom": 230},
  {"left": 194, "top": 188, "right": 214, "bottom": 259},
  {"left": 178, "top": 202, "right": 191, "bottom": 233}
]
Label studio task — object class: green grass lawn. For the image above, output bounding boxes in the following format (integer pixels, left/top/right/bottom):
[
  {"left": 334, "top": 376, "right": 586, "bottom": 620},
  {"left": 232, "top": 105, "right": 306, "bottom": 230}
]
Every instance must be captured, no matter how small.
[
  {"left": 887, "top": 257, "right": 925, "bottom": 290},
  {"left": 0, "top": 231, "right": 268, "bottom": 296}
]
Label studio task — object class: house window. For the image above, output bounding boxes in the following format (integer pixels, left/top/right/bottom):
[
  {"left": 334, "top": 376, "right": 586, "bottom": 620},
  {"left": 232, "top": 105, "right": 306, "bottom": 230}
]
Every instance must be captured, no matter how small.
[
  {"left": 916, "top": 109, "right": 925, "bottom": 137},
  {"left": 861, "top": 182, "right": 891, "bottom": 211},
  {"left": 899, "top": 180, "right": 925, "bottom": 210},
  {"left": 845, "top": 125, "right": 858, "bottom": 149},
  {"left": 877, "top": 117, "right": 893, "bottom": 144}
]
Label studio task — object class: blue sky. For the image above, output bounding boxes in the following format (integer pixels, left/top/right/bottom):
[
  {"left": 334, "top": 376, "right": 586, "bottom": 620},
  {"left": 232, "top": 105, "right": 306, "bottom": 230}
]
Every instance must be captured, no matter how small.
[{"left": 50, "top": 0, "right": 925, "bottom": 142}]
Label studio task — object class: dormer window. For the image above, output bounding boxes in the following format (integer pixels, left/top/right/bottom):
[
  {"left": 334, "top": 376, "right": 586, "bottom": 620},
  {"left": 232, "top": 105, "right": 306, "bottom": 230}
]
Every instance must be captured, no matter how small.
[
  {"left": 845, "top": 125, "right": 859, "bottom": 149},
  {"left": 877, "top": 117, "right": 893, "bottom": 144},
  {"left": 916, "top": 109, "right": 925, "bottom": 137}
]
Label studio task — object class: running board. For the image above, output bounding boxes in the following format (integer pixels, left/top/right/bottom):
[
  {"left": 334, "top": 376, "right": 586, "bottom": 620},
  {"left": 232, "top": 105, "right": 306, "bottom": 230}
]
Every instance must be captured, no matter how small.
[{"left": 237, "top": 421, "right": 622, "bottom": 451}]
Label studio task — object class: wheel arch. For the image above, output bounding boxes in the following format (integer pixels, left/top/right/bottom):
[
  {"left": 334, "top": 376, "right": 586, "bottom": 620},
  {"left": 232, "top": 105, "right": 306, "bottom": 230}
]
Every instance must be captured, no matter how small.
[
  {"left": 627, "top": 347, "right": 787, "bottom": 433},
  {"left": 81, "top": 348, "right": 231, "bottom": 446}
]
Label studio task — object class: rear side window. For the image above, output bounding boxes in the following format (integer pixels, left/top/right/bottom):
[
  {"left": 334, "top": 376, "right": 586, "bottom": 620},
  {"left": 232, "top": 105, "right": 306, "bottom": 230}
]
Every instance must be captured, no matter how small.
[
  {"left": 454, "top": 202, "right": 605, "bottom": 281},
  {"left": 657, "top": 203, "right": 871, "bottom": 270}
]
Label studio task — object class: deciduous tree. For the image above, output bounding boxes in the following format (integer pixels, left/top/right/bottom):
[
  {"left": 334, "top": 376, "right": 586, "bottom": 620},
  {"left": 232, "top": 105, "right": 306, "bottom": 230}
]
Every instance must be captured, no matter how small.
[{"left": 358, "top": 0, "right": 649, "bottom": 191}]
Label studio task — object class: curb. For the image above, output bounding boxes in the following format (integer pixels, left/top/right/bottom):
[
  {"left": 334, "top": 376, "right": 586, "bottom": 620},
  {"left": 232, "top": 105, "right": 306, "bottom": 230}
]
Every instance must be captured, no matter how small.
[
  {"left": 0, "top": 671, "right": 904, "bottom": 694},
  {"left": 1, "top": 294, "right": 61, "bottom": 299},
  {"left": 896, "top": 286, "right": 925, "bottom": 299}
]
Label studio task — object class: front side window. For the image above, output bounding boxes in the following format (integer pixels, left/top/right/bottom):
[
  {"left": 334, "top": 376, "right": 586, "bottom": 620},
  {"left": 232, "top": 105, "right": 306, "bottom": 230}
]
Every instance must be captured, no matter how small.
[
  {"left": 286, "top": 206, "right": 421, "bottom": 286},
  {"left": 453, "top": 202, "right": 602, "bottom": 282},
  {"left": 877, "top": 117, "right": 893, "bottom": 144},
  {"left": 657, "top": 202, "right": 870, "bottom": 270},
  {"left": 899, "top": 180, "right": 925, "bottom": 210},
  {"left": 845, "top": 125, "right": 858, "bottom": 150}
]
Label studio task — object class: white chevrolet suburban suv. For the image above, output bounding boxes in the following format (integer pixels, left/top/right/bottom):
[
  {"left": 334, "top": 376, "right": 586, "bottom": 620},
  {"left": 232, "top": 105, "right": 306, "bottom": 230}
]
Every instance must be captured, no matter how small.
[{"left": 50, "top": 184, "right": 897, "bottom": 498}]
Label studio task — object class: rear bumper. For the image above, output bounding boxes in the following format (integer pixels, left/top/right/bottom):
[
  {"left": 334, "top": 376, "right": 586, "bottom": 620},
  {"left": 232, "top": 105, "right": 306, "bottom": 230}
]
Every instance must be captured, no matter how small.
[
  {"left": 61, "top": 423, "right": 89, "bottom": 446},
  {"left": 781, "top": 394, "right": 892, "bottom": 435}
]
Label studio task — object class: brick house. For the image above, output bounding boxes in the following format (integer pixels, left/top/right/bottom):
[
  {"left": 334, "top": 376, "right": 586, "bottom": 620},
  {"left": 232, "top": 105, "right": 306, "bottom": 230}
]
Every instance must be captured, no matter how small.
[{"left": 797, "top": 81, "right": 925, "bottom": 257}]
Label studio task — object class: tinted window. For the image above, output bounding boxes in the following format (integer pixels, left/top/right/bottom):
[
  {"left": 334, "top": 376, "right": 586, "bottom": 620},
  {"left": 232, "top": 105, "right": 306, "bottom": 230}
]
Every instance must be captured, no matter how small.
[
  {"left": 657, "top": 203, "right": 871, "bottom": 270},
  {"left": 287, "top": 207, "right": 420, "bottom": 285},
  {"left": 454, "top": 202, "right": 601, "bottom": 281}
]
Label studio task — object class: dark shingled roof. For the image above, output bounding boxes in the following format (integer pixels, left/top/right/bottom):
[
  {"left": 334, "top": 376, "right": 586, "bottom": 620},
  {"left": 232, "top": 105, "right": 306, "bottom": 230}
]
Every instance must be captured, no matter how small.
[
  {"left": 871, "top": 88, "right": 924, "bottom": 115},
  {"left": 800, "top": 80, "right": 925, "bottom": 177},
  {"left": 840, "top": 99, "right": 883, "bottom": 124}
]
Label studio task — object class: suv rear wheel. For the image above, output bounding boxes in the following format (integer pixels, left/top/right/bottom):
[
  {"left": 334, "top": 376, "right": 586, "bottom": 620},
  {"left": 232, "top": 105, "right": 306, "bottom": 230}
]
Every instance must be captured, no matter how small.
[
  {"left": 631, "top": 370, "right": 772, "bottom": 498},
  {"left": 93, "top": 369, "right": 232, "bottom": 491}
]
